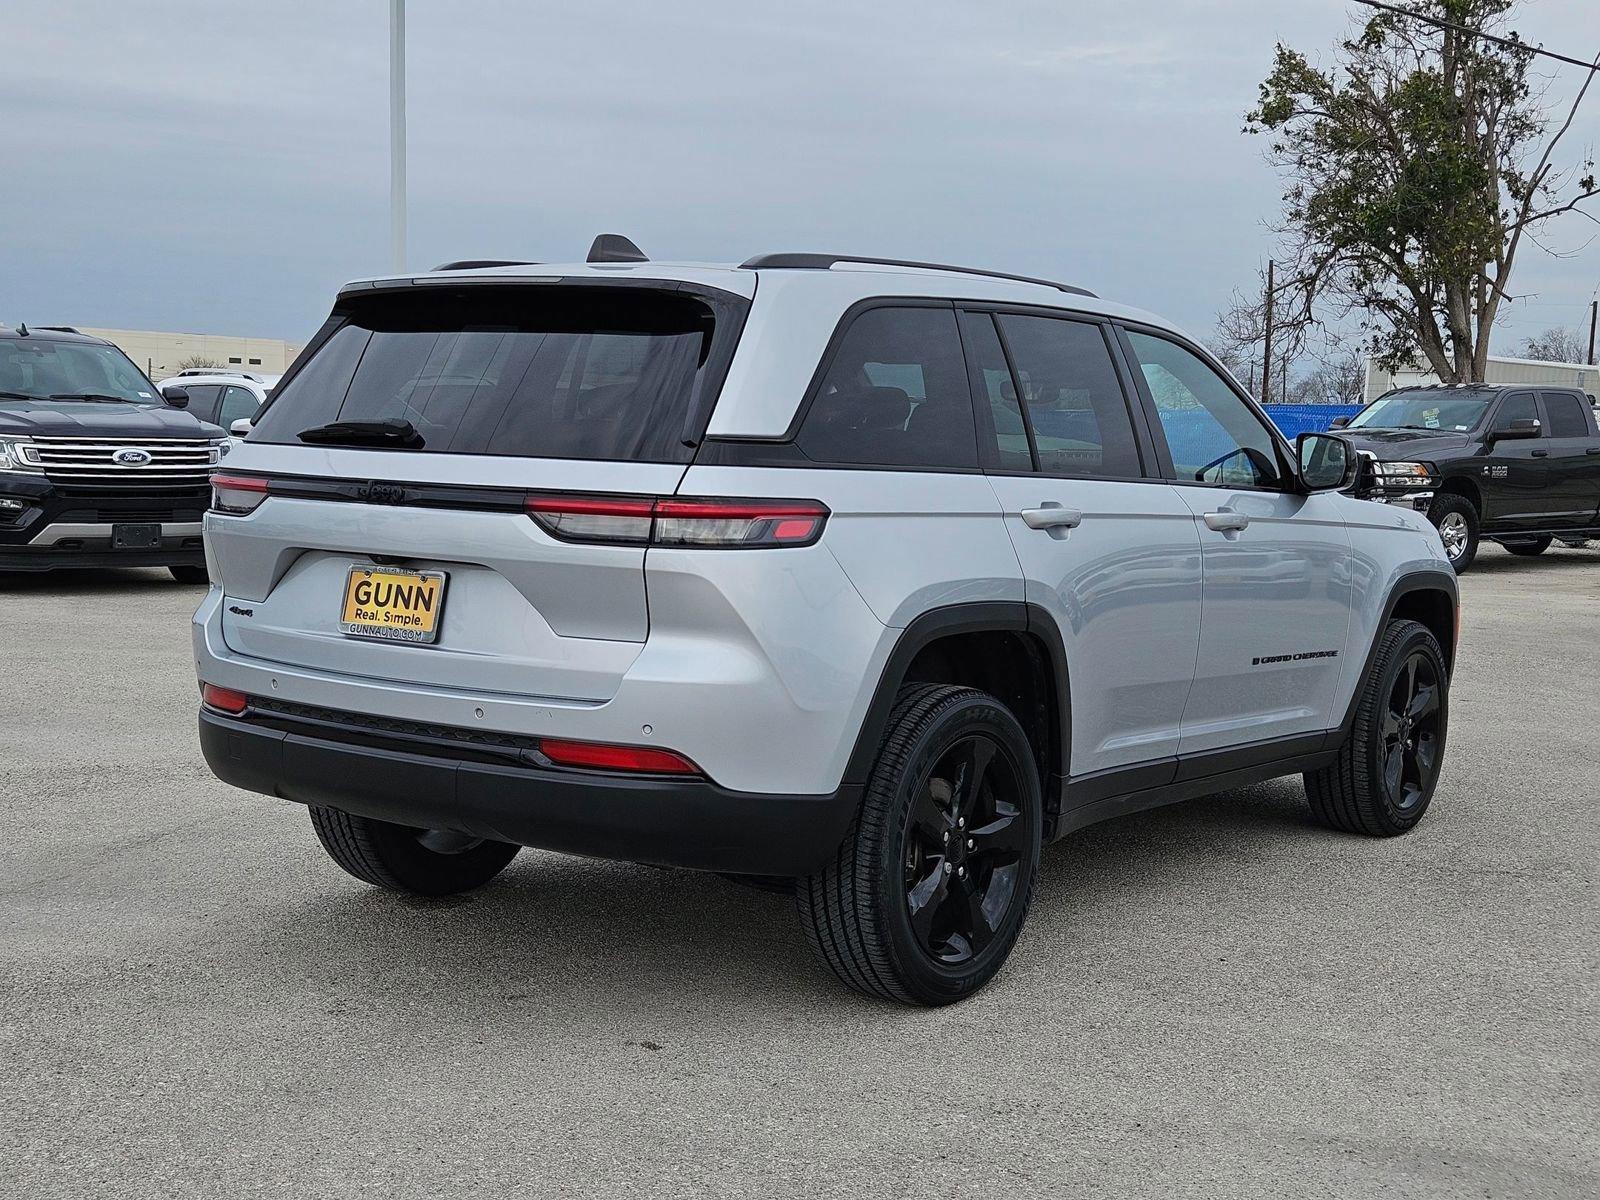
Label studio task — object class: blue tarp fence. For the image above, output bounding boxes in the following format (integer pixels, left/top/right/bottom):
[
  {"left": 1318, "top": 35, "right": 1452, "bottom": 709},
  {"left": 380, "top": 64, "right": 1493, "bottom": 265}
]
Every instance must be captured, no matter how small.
[{"left": 1261, "top": 404, "right": 1364, "bottom": 437}]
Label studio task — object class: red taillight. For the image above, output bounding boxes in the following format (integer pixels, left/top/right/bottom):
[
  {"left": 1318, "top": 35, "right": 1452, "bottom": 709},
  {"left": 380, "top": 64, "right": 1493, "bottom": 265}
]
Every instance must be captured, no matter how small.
[
  {"left": 212, "top": 473, "right": 271, "bottom": 515},
  {"left": 201, "top": 683, "right": 249, "bottom": 714},
  {"left": 524, "top": 494, "right": 655, "bottom": 543},
  {"left": 524, "top": 494, "right": 827, "bottom": 548},
  {"left": 538, "top": 738, "right": 699, "bottom": 775}
]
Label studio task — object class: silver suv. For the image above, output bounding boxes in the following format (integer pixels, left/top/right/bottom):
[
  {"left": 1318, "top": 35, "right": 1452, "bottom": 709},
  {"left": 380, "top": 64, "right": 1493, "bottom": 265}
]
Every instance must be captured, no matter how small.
[{"left": 195, "top": 241, "right": 1459, "bottom": 1005}]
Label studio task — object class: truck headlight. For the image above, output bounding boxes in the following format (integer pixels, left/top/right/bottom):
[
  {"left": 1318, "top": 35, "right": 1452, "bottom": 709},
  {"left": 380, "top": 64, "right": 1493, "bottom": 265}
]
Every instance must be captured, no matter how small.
[
  {"left": 1374, "top": 461, "right": 1436, "bottom": 486},
  {"left": 0, "top": 437, "right": 41, "bottom": 474}
]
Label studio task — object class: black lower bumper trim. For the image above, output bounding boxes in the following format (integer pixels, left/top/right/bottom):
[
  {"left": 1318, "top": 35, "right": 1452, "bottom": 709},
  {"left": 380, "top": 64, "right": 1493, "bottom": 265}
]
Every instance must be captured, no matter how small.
[{"left": 199, "top": 709, "right": 861, "bottom": 877}]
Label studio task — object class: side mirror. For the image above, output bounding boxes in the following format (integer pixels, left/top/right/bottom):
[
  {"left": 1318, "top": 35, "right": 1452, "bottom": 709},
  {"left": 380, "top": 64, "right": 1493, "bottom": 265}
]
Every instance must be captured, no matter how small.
[
  {"left": 229, "top": 418, "right": 253, "bottom": 437},
  {"left": 1328, "top": 415, "right": 1351, "bottom": 429},
  {"left": 1296, "top": 431, "right": 1357, "bottom": 492},
  {"left": 1490, "top": 417, "right": 1541, "bottom": 441},
  {"left": 161, "top": 385, "right": 190, "bottom": 409}
]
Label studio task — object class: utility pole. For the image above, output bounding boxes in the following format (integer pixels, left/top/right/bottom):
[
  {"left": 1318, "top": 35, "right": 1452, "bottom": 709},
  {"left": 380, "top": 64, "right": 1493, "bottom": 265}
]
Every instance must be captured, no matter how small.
[
  {"left": 1589, "top": 299, "right": 1597, "bottom": 366},
  {"left": 390, "top": 0, "right": 407, "bottom": 274},
  {"left": 1262, "top": 260, "right": 1276, "bottom": 403}
]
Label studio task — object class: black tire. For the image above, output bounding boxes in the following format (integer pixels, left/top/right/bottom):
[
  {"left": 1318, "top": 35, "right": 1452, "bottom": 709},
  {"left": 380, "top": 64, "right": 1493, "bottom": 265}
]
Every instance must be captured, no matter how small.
[
  {"left": 1501, "top": 535, "right": 1552, "bottom": 557},
  {"left": 308, "top": 806, "right": 519, "bottom": 896},
  {"left": 1304, "top": 619, "right": 1448, "bottom": 837},
  {"left": 797, "top": 684, "right": 1043, "bottom": 1006},
  {"left": 169, "top": 564, "right": 209, "bottom": 584},
  {"left": 1427, "top": 494, "right": 1479, "bottom": 574}
]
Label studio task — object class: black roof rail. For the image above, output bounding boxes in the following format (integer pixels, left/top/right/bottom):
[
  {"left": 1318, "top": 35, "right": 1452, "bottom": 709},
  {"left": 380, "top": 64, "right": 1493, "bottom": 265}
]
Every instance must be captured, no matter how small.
[
  {"left": 738, "top": 253, "right": 1095, "bottom": 298},
  {"left": 430, "top": 259, "right": 538, "bottom": 271},
  {"left": 34, "top": 325, "right": 82, "bottom": 334}
]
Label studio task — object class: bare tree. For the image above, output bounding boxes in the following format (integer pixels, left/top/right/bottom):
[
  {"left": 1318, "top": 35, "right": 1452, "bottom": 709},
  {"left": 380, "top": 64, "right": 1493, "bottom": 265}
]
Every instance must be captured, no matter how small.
[
  {"left": 175, "top": 355, "right": 223, "bottom": 371},
  {"left": 1517, "top": 326, "right": 1587, "bottom": 362}
]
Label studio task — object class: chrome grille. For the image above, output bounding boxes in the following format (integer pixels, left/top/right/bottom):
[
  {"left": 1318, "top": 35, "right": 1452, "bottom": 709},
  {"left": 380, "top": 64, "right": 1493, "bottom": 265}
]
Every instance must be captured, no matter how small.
[{"left": 19, "top": 438, "right": 220, "bottom": 487}]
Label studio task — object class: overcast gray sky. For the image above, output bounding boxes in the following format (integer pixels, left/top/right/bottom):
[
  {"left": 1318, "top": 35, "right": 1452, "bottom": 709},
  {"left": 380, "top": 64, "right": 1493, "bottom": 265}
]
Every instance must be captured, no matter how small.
[{"left": 4, "top": 0, "right": 1597, "bottom": 361}]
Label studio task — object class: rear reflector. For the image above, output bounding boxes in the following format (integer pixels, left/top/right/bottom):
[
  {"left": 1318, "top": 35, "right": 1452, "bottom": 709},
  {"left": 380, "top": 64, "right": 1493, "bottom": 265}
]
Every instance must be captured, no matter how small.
[
  {"left": 538, "top": 738, "right": 699, "bottom": 775},
  {"left": 201, "top": 683, "right": 249, "bottom": 714},
  {"left": 211, "top": 473, "right": 271, "bottom": 515},
  {"left": 525, "top": 494, "right": 827, "bottom": 548}
]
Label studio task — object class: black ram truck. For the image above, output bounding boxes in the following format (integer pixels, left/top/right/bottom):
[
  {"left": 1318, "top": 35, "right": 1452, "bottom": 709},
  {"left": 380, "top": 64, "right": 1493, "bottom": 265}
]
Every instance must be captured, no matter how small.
[
  {"left": 0, "top": 325, "right": 226, "bottom": 581},
  {"left": 1335, "top": 383, "right": 1600, "bottom": 573}
]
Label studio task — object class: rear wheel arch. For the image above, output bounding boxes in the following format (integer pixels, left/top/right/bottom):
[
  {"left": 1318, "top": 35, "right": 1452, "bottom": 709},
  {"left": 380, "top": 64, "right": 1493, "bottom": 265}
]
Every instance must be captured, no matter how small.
[{"left": 844, "top": 603, "right": 1069, "bottom": 836}]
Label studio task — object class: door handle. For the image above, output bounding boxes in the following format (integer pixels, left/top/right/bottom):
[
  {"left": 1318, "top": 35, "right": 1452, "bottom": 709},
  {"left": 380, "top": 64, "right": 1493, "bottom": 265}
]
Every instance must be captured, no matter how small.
[
  {"left": 1020, "top": 506, "right": 1083, "bottom": 530},
  {"left": 1585, "top": 447, "right": 1600, "bottom": 456},
  {"left": 1203, "top": 510, "right": 1250, "bottom": 532},
  {"left": 1532, "top": 449, "right": 1549, "bottom": 457}
]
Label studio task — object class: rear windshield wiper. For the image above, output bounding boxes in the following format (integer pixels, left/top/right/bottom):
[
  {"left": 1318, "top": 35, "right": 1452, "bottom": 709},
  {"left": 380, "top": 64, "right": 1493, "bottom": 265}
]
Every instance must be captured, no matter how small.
[
  {"left": 49, "top": 392, "right": 143, "bottom": 404},
  {"left": 297, "top": 417, "right": 425, "bottom": 448}
]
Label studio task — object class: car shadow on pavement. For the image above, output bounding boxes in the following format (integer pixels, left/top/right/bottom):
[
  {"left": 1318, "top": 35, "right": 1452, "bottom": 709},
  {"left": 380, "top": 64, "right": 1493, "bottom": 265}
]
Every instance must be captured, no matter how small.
[
  {"left": 236, "top": 777, "right": 1321, "bottom": 1015},
  {"left": 0, "top": 567, "right": 191, "bottom": 593}
]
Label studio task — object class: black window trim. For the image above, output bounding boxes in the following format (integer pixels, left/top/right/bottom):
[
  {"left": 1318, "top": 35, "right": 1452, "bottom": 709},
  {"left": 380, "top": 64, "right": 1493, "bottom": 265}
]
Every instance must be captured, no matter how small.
[{"left": 1113, "top": 320, "right": 1299, "bottom": 494}]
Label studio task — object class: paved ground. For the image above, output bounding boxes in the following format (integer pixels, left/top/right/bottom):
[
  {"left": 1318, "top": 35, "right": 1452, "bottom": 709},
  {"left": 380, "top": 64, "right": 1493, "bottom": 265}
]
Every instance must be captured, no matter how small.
[{"left": 3, "top": 543, "right": 1598, "bottom": 1199}]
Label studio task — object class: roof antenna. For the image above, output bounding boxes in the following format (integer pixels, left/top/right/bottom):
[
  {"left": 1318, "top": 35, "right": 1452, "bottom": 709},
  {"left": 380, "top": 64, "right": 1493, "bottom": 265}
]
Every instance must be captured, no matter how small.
[
  {"left": 587, "top": 234, "right": 648, "bottom": 264},
  {"left": 16, "top": 323, "right": 28, "bottom": 337}
]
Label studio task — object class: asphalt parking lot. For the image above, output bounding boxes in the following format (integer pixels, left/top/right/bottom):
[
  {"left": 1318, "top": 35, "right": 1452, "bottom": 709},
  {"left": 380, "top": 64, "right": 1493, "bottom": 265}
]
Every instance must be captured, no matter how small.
[{"left": 3, "top": 544, "right": 1598, "bottom": 1199}]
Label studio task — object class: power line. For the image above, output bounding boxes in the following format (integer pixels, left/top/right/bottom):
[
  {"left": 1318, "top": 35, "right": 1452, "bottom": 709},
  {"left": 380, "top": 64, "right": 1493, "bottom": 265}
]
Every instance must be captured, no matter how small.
[{"left": 1352, "top": 0, "right": 1599, "bottom": 74}]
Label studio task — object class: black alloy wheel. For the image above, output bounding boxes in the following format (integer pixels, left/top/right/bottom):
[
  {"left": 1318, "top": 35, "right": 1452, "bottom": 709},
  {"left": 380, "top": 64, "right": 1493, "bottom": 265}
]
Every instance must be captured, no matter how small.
[
  {"left": 1304, "top": 618, "right": 1449, "bottom": 836},
  {"left": 902, "top": 734, "right": 1030, "bottom": 965},
  {"left": 1378, "top": 648, "right": 1443, "bottom": 813},
  {"left": 798, "top": 684, "right": 1043, "bottom": 1005}
]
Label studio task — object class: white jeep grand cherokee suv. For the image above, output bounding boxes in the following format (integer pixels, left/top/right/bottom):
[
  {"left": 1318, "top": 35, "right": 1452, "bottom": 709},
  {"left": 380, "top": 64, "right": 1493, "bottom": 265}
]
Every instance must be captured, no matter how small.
[{"left": 195, "top": 239, "right": 1458, "bottom": 1005}]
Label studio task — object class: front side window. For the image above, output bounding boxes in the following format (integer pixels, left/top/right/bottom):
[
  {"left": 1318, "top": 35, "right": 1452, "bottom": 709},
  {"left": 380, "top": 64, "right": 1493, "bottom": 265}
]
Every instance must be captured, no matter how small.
[
  {"left": 1541, "top": 392, "right": 1592, "bottom": 438},
  {"left": 797, "top": 306, "right": 978, "bottom": 469},
  {"left": 1492, "top": 393, "right": 1540, "bottom": 433},
  {"left": 251, "top": 286, "right": 728, "bottom": 463},
  {"left": 1125, "top": 330, "right": 1284, "bottom": 488},
  {"left": 996, "top": 315, "right": 1140, "bottom": 478}
]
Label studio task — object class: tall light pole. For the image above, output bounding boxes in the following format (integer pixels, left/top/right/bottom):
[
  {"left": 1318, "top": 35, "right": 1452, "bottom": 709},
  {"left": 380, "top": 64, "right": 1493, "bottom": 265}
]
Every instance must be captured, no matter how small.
[{"left": 389, "top": 0, "right": 407, "bottom": 274}]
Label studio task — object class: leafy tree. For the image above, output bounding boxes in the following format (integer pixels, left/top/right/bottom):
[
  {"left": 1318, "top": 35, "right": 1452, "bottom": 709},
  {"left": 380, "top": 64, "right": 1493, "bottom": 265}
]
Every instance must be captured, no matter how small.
[
  {"left": 1248, "top": 0, "right": 1598, "bottom": 384},
  {"left": 1517, "top": 325, "right": 1586, "bottom": 362}
]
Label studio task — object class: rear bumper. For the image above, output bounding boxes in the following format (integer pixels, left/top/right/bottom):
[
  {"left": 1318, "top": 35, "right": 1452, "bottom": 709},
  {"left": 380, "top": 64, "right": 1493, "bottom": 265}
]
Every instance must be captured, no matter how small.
[{"left": 199, "top": 707, "right": 862, "bottom": 876}]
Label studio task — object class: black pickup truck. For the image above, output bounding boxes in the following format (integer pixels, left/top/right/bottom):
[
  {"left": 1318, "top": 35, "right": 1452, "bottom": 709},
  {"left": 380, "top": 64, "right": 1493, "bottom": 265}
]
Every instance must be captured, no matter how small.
[
  {"left": 1334, "top": 383, "right": 1600, "bottom": 572},
  {"left": 0, "top": 325, "right": 226, "bottom": 581}
]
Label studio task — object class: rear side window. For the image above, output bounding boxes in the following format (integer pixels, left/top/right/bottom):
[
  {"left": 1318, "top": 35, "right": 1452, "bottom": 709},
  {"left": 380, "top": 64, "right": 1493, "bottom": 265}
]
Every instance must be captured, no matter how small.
[
  {"left": 957, "top": 311, "right": 1032, "bottom": 471},
  {"left": 1541, "top": 391, "right": 1592, "bottom": 438},
  {"left": 996, "top": 315, "right": 1140, "bottom": 477},
  {"left": 250, "top": 287, "right": 730, "bottom": 463},
  {"left": 797, "top": 306, "right": 978, "bottom": 469}
]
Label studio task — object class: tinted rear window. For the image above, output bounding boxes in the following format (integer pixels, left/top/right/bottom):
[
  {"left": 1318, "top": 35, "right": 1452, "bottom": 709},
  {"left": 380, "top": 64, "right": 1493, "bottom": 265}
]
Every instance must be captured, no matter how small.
[
  {"left": 250, "top": 287, "right": 730, "bottom": 462},
  {"left": 1541, "top": 391, "right": 1592, "bottom": 438}
]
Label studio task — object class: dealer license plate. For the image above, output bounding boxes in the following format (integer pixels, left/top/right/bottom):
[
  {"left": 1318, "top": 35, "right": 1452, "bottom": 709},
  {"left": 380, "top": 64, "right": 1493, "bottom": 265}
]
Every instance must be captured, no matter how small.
[{"left": 338, "top": 566, "right": 448, "bottom": 644}]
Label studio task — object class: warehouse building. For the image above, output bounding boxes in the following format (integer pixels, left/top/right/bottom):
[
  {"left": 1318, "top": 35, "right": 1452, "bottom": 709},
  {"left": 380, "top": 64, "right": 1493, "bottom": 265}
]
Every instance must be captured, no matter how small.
[
  {"left": 1365, "top": 354, "right": 1598, "bottom": 403},
  {"left": 77, "top": 327, "right": 305, "bottom": 382}
]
